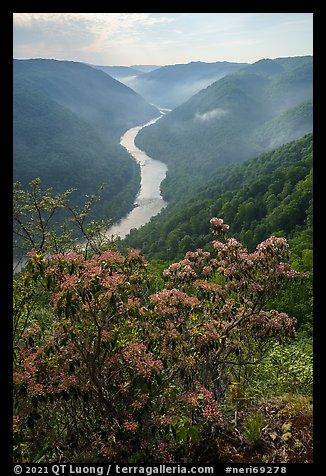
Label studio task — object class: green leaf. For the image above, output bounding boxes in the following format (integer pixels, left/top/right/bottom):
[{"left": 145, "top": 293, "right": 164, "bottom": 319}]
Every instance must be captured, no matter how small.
[
  {"left": 176, "top": 427, "right": 188, "bottom": 444},
  {"left": 188, "top": 425, "right": 200, "bottom": 441}
]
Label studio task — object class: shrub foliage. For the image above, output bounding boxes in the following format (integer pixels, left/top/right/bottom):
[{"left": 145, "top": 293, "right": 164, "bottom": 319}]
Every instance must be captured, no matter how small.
[{"left": 13, "top": 212, "right": 303, "bottom": 463}]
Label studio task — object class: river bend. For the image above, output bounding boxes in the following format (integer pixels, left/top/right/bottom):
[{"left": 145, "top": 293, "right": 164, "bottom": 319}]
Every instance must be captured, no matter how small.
[{"left": 105, "top": 115, "right": 168, "bottom": 239}]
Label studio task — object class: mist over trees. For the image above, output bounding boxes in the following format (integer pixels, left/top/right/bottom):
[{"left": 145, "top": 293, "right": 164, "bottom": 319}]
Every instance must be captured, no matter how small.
[
  {"left": 14, "top": 59, "right": 159, "bottom": 139},
  {"left": 122, "top": 61, "right": 248, "bottom": 109},
  {"left": 13, "top": 59, "right": 159, "bottom": 224},
  {"left": 135, "top": 56, "right": 312, "bottom": 201}
]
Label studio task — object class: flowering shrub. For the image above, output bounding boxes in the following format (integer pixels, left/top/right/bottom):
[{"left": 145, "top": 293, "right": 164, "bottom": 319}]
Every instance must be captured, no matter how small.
[{"left": 13, "top": 218, "right": 301, "bottom": 463}]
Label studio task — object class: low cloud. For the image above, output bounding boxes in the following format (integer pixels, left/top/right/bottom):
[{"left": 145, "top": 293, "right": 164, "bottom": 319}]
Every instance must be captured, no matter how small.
[{"left": 195, "top": 108, "right": 228, "bottom": 121}]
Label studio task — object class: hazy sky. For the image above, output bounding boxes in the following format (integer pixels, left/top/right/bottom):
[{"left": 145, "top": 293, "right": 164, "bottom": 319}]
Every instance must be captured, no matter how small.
[{"left": 13, "top": 13, "right": 313, "bottom": 66}]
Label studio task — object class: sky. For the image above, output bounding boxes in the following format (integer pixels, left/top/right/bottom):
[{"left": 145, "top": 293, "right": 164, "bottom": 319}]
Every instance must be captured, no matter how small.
[{"left": 12, "top": 13, "right": 313, "bottom": 66}]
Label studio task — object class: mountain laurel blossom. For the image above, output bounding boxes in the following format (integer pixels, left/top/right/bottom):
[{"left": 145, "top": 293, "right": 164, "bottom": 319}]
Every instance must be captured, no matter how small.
[{"left": 14, "top": 218, "right": 302, "bottom": 462}]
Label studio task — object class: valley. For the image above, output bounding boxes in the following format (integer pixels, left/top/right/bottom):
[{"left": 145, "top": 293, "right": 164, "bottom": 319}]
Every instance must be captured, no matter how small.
[
  {"left": 13, "top": 56, "right": 313, "bottom": 240},
  {"left": 13, "top": 59, "right": 159, "bottom": 227},
  {"left": 13, "top": 52, "right": 313, "bottom": 465},
  {"left": 135, "top": 56, "right": 312, "bottom": 201}
]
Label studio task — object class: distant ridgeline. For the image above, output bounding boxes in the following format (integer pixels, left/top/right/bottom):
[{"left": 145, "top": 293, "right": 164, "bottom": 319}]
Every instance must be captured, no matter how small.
[
  {"left": 119, "top": 60, "right": 248, "bottom": 109},
  {"left": 123, "top": 133, "right": 313, "bottom": 261},
  {"left": 135, "top": 56, "right": 313, "bottom": 202},
  {"left": 13, "top": 58, "right": 159, "bottom": 223}
]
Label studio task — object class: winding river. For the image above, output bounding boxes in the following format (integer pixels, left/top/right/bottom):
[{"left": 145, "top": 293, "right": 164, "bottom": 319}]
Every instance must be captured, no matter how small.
[
  {"left": 105, "top": 114, "right": 168, "bottom": 239},
  {"left": 13, "top": 114, "right": 168, "bottom": 272}
]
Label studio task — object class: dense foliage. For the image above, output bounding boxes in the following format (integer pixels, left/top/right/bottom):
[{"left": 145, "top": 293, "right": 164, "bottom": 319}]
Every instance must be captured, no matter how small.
[
  {"left": 124, "top": 134, "right": 312, "bottom": 259},
  {"left": 13, "top": 211, "right": 307, "bottom": 463},
  {"left": 135, "top": 56, "right": 312, "bottom": 200},
  {"left": 12, "top": 55, "right": 313, "bottom": 464}
]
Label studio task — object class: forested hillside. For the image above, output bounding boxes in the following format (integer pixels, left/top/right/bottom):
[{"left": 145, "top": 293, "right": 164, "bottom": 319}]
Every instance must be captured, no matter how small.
[
  {"left": 13, "top": 59, "right": 159, "bottom": 224},
  {"left": 13, "top": 59, "right": 159, "bottom": 139},
  {"left": 135, "top": 56, "right": 312, "bottom": 201},
  {"left": 123, "top": 133, "right": 313, "bottom": 334},
  {"left": 124, "top": 133, "right": 312, "bottom": 260}
]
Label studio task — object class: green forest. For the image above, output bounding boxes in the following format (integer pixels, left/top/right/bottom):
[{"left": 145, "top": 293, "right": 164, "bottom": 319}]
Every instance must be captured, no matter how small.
[
  {"left": 124, "top": 134, "right": 312, "bottom": 260},
  {"left": 13, "top": 59, "right": 159, "bottom": 231},
  {"left": 13, "top": 135, "right": 313, "bottom": 463},
  {"left": 13, "top": 56, "right": 313, "bottom": 464},
  {"left": 135, "top": 56, "right": 312, "bottom": 201}
]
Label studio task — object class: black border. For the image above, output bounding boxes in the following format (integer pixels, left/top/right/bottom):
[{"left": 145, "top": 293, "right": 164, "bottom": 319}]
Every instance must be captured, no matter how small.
[{"left": 6, "top": 5, "right": 321, "bottom": 473}]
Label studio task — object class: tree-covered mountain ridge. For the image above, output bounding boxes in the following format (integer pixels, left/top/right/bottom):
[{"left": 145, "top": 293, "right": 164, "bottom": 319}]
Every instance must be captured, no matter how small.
[
  {"left": 13, "top": 58, "right": 160, "bottom": 224},
  {"left": 135, "top": 55, "right": 312, "bottom": 201},
  {"left": 13, "top": 59, "right": 159, "bottom": 139},
  {"left": 123, "top": 133, "right": 313, "bottom": 262}
]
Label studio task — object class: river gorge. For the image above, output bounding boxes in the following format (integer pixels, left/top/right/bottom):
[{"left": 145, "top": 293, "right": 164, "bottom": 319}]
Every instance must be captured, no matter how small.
[
  {"left": 105, "top": 114, "right": 168, "bottom": 239},
  {"left": 13, "top": 114, "right": 168, "bottom": 272}
]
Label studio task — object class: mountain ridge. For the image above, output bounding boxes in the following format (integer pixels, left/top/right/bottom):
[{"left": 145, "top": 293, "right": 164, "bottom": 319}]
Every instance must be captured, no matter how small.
[
  {"left": 13, "top": 58, "right": 159, "bottom": 139},
  {"left": 121, "top": 60, "right": 248, "bottom": 108},
  {"left": 13, "top": 58, "right": 160, "bottom": 224},
  {"left": 134, "top": 55, "right": 313, "bottom": 201}
]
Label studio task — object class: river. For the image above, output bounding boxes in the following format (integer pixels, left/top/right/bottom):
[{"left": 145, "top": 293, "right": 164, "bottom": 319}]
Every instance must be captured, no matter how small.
[
  {"left": 13, "top": 114, "right": 168, "bottom": 272},
  {"left": 105, "top": 114, "right": 168, "bottom": 240}
]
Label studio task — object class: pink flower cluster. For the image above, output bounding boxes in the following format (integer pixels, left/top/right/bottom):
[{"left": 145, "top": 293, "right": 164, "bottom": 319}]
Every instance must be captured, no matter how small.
[
  {"left": 184, "top": 249, "right": 211, "bottom": 264},
  {"left": 43, "top": 248, "right": 143, "bottom": 312},
  {"left": 202, "top": 403, "right": 220, "bottom": 421},
  {"left": 181, "top": 382, "right": 221, "bottom": 422},
  {"left": 210, "top": 217, "right": 230, "bottom": 237},
  {"left": 150, "top": 289, "right": 201, "bottom": 315},
  {"left": 61, "top": 252, "right": 85, "bottom": 264},
  {"left": 13, "top": 415, "right": 20, "bottom": 433},
  {"left": 60, "top": 273, "right": 79, "bottom": 291},
  {"left": 193, "top": 279, "right": 224, "bottom": 295},
  {"left": 101, "top": 273, "right": 126, "bottom": 289},
  {"left": 122, "top": 342, "right": 163, "bottom": 381},
  {"left": 162, "top": 260, "right": 198, "bottom": 285},
  {"left": 21, "top": 323, "right": 41, "bottom": 339},
  {"left": 249, "top": 310, "right": 296, "bottom": 337},
  {"left": 98, "top": 249, "right": 124, "bottom": 264},
  {"left": 123, "top": 417, "right": 138, "bottom": 432},
  {"left": 14, "top": 342, "right": 46, "bottom": 397},
  {"left": 163, "top": 249, "right": 213, "bottom": 287},
  {"left": 256, "top": 236, "right": 288, "bottom": 255},
  {"left": 126, "top": 247, "right": 148, "bottom": 265}
]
